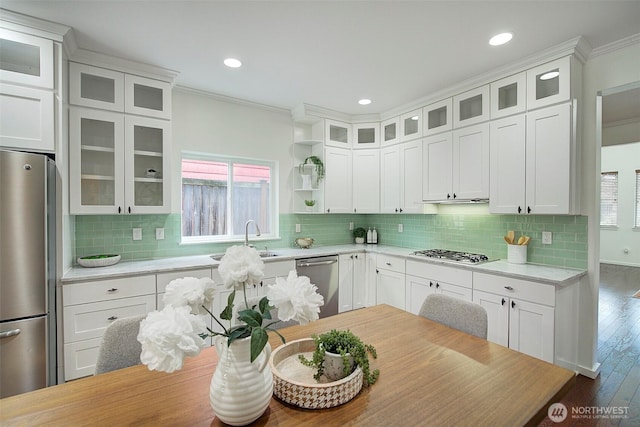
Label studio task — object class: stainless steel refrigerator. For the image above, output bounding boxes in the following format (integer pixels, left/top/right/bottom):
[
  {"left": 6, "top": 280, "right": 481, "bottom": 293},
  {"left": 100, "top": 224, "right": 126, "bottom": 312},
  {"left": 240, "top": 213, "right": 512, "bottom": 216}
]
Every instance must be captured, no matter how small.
[{"left": 0, "top": 149, "right": 56, "bottom": 398}]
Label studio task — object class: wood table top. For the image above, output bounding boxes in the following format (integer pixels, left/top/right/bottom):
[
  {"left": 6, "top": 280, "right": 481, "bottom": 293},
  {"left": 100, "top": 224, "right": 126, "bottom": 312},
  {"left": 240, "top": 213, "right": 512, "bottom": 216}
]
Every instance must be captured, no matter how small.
[{"left": 0, "top": 305, "right": 575, "bottom": 426}]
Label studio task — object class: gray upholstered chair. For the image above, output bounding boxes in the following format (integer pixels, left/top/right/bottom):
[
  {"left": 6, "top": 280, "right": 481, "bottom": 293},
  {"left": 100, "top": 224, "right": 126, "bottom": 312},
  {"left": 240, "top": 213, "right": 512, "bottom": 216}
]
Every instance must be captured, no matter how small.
[
  {"left": 418, "top": 294, "right": 488, "bottom": 339},
  {"left": 94, "top": 314, "right": 146, "bottom": 375}
]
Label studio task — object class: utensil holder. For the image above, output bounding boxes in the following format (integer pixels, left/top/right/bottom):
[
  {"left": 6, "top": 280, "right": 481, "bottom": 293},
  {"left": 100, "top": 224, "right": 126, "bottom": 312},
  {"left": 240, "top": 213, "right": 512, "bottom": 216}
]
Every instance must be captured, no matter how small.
[{"left": 507, "top": 244, "right": 527, "bottom": 264}]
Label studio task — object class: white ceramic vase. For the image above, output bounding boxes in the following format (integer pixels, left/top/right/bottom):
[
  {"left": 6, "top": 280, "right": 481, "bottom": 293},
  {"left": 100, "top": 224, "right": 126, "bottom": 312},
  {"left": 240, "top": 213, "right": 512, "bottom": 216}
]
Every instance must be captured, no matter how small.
[{"left": 210, "top": 335, "right": 273, "bottom": 426}]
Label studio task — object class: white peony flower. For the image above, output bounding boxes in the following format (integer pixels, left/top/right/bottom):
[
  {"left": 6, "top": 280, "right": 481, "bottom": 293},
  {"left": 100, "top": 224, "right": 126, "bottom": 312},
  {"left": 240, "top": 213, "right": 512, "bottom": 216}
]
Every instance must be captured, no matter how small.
[
  {"left": 137, "top": 305, "right": 207, "bottom": 373},
  {"left": 162, "top": 276, "right": 216, "bottom": 315},
  {"left": 267, "top": 270, "right": 324, "bottom": 325},
  {"left": 217, "top": 245, "right": 265, "bottom": 290}
]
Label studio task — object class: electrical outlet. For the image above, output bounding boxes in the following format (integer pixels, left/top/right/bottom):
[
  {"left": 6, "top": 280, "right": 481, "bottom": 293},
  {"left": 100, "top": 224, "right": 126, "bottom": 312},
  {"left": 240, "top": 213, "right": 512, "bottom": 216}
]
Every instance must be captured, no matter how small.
[
  {"left": 295, "top": 224, "right": 301, "bottom": 233},
  {"left": 155, "top": 228, "right": 165, "bottom": 240},
  {"left": 398, "top": 224, "right": 403, "bottom": 233},
  {"left": 132, "top": 228, "right": 142, "bottom": 241},
  {"left": 349, "top": 222, "right": 354, "bottom": 231},
  {"left": 542, "top": 231, "right": 552, "bottom": 245}
]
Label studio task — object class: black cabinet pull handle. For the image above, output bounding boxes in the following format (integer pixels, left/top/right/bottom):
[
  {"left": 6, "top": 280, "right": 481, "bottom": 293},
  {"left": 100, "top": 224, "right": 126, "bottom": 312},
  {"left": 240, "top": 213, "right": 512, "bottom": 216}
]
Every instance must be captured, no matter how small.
[
  {"left": 527, "top": 206, "right": 531, "bottom": 214},
  {"left": 501, "top": 298, "right": 506, "bottom": 305},
  {"left": 453, "top": 193, "right": 457, "bottom": 199},
  {"left": 517, "top": 206, "right": 522, "bottom": 214},
  {"left": 504, "top": 286, "right": 514, "bottom": 291},
  {"left": 436, "top": 282, "right": 440, "bottom": 288},
  {"left": 447, "top": 193, "right": 451, "bottom": 199},
  {"left": 118, "top": 206, "right": 121, "bottom": 214},
  {"left": 429, "top": 281, "right": 434, "bottom": 287},
  {"left": 107, "top": 316, "right": 118, "bottom": 321},
  {"left": 107, "top": 288, "right": 118, "bottom": 293},
  {"left": 511, "top": 301, "right": 516, "bottom": 309},
  {"left": 399, "top": 208, "right": 403, "bottom": 212},
  {"left": 128, "top": 206, "right": 131, "bottom": 214}
]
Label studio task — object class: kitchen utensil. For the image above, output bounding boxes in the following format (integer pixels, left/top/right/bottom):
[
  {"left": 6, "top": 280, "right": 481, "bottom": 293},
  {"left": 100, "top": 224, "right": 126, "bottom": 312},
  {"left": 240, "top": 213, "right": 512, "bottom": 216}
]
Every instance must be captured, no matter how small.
[
  {"left": 521, "top": 236, "right": 531, "bottom": 245},
  {"left": 517, "top": 236, "right": 526, "bottom": 245},
  {"left": 507, "top": 231, "right": 515, "bottom": 244},
  {"left": 504, "top": 236, "right": 513, "bottom": 244}
]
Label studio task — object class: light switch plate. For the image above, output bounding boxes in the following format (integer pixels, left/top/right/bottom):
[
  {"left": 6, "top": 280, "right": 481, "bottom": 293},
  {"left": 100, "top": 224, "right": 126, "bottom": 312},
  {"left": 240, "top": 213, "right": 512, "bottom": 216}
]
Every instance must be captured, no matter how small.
[
  {"left": 349, "top": 222, "right": 354, "bottom": 230},
  {"left": 295, "top": 224, "right": 301, "bottom": 233},
  {"left": 542, "top": 231, "right": 552, "bottom": 245},
  {"left": 155, "top": 228, "right": 165, "bottom": 240},
  {"left": 132, "top": 228, "right": 142, "bottom": 241},
  {"left": 398, "top": 224, "right": 404, "bottom": 233}
]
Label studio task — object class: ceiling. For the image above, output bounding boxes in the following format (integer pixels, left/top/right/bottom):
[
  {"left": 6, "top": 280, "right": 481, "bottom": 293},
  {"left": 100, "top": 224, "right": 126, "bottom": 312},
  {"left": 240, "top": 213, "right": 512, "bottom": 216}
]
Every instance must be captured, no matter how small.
[{"left": 2, "top": 1, "right": 640, "bottom": 116}]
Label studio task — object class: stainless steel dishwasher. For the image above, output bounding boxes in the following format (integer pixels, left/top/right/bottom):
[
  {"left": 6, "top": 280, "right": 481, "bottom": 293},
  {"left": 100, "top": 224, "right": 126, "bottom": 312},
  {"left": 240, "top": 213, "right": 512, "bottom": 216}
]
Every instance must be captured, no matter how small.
[{"left": 296, "top": 255, "right": 339, "bottom": 318}]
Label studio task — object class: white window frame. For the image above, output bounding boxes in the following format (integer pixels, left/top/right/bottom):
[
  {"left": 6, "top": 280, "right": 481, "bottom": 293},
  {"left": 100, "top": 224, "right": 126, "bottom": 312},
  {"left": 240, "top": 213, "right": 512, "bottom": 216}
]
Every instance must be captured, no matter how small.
[
  {"left": 635, "top": 169, "right": 640, "bottom": 229},
  {"left": 180, "top": 151, "right": 279, "bottom": 244},
  {"left": 600, "top": 171, "right": 618, "bottom": 229}
]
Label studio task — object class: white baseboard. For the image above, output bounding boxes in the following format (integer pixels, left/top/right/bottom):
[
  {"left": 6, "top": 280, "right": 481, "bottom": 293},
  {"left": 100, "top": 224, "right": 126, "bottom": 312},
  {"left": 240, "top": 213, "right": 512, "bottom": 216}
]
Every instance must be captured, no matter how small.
[{"left": 576, "top": 362, "right": 601, "bottom": 379}]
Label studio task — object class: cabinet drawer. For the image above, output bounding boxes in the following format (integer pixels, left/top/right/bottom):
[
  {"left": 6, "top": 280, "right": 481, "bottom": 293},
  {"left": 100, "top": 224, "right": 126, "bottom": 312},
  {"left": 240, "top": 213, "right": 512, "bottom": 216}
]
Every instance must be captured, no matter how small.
[
  {"left": 0, "top": 83, "right": 54, "bottom": 152},
  {"left": 473, "top": 272, "right": 555, "bottom": 306},
  {"left": 63, "top": 337, "right": 101, "bottom": 381},
  {"left": 157, "top": 268, "right": 212, "bottom": 293},
  {"left": 376, "top": 255, "right": 405, "bottom": 274},
  {"left": 63, "top": 294, "right": 155, "bottom": 342},
  {"left": 63, "top": 275, "right": 156, "bottom": 306},
  {"left": 406, "top": 260, "right": 472, "bottom": 287}
]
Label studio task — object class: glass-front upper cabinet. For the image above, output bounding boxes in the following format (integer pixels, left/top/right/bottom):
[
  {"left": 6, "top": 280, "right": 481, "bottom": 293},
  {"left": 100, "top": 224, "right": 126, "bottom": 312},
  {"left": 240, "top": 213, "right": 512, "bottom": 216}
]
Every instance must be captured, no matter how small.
[
  {"left": 490, "top": 72, "right": 526, "bottom": 119},
  {"left": 69, "top": 62, "right": 125, "bottom": 111},
  {"left": 453, "top": 85, "right": 490, "bottom": 128},
  {"left": 381, "top": 116, "right": 400, "bottom": 146},
  {"left": 526, "top": 56, "right": 571, "bottom": 110},
  {"left": 0, "top": 28, "right": 53, "bottom": 89},
  {"left": 423, "top": 98, "right": 452, "bottom": 136},
  {"left": 400, "top": 109, "right": 422, "bottom": 142},
  {"left": 324, "top": 119, "right": 352, "bottom": 148},
  {"left": 352, "top": 122, "right": 380, "bottom": 149},
  {"left": 125, "top": 74, "right": 172, "bottom": 119}
]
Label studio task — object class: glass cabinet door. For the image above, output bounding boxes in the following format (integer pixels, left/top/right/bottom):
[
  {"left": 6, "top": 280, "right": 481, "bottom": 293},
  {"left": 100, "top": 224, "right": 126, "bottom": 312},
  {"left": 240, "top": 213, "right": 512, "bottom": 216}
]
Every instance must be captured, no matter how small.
[
  {"left": 353, "top": 122, "right": 379, "bottom": 148},
  {"left": 69, "top": 62, "right": 125, "bottom": 111},
  {"left": 124, "top": 74, "right": 172, "bottom": 120},
  {"left": 324, "top": 119, "right": 351, "bottom": 148},
  {"left": 423, "top": 98, "right": 453, "bottom": 136},
  {"left": 125, "top": 116, "right": 171, "bottom": 213},
  {"left": 381, "top": 117, "right": 399, "bottom": 146},
  {"left": 526, "top": 56, "right": 571, "bottom": 110},
  {"left": 453, "top": 85, "right": 490, "bottom": 128},
  {"left": 69, "top": 108, "right": 124, "bottom": 214},
  {"left": 400, "top": 109, "right": 422, "bottom": 142},
  {"left": 490, "top": 73, "right": 526, "bottom": 119},
  {"left": 0, "top": 29, "right": 53, "bottom": 89}
]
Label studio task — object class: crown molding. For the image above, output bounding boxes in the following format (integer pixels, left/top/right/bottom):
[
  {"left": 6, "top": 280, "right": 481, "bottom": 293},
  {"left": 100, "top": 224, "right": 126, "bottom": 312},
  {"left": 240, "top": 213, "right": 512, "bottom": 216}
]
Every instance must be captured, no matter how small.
[
  {"left": 0, "top": 8, "right": 71, "bottom": 41},
  {"left": 589, "top": 33, "right": 640, "bottom": 59},
  {"left": 70, "top": 48, "right": 179, "bottom": 84},
  {"left": 176, "top": 86, "right": 290, "bottom": 116}
]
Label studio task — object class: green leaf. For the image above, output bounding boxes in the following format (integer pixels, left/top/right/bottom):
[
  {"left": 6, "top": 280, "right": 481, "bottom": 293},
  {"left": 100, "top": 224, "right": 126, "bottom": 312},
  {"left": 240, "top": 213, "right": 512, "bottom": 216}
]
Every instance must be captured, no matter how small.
[
  {"left": 220, "top": 290, "right": 236, "bottom": 321},
  {"left": 238, "top": 308, "right": 262, "bottom": 327},
  {"left": 250, "top": 328, "right": 268, "bottom": 363},
  {"left": 228, "top": 326, "right": 249, "bottom": 346}
]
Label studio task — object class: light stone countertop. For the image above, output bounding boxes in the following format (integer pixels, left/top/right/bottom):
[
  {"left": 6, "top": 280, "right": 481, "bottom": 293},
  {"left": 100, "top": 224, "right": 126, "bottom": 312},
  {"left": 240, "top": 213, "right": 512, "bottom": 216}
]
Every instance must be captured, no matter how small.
[{"left": 62, "top": 244, "right": 586, "bottom": 285}]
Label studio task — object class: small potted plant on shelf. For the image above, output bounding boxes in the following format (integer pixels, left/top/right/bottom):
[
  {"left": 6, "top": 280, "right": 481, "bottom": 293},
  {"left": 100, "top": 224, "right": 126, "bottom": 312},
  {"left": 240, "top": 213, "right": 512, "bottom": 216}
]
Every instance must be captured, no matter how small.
[
  {"left": 304, "top": 199, "right": 316, "bottom": 212},
  {"left": 298, "top": 329, "right": 379, "bottom": 386},
  {"left": 353, "top": 227, "right": 366, "bottom": 244},
  {"left": 298, "top": 156, "right": 325, "bottom": 188}
]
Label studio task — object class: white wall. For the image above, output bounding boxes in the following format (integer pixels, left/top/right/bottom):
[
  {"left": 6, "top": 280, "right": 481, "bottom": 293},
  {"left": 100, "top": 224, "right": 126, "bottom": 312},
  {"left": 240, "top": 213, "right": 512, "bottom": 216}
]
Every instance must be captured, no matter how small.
[
  {"left": 171, "top": 88, "right": 295, "bottom": 214},
  {"left": 600, "top": 141, "right": 640, "bottom": 266},
  {"left": 580, "top": 39, "right": 640, "bottom": 378}
]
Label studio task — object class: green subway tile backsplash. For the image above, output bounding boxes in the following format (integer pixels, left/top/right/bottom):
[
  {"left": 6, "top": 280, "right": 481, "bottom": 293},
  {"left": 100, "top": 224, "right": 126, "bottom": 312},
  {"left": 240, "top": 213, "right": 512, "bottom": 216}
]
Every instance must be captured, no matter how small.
[{"left": 74, "top": 212, "right": 587, "bottom": 269}]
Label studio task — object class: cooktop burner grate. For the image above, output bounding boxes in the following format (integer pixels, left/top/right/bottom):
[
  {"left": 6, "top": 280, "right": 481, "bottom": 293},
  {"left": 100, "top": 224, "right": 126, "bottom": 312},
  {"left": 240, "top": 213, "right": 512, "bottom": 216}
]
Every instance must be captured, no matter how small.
[{"left": 412, "top": 249, "right": 489, "bottom": 264}]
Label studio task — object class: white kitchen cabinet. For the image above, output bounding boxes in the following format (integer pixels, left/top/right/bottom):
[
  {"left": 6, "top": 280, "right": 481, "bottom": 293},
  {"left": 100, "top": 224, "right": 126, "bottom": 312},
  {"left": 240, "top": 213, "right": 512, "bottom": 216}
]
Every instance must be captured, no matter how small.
[
  {"left": 405, "top": 260, "right": 473, "bottom": 314},
  {"left": 352, "top": 149, "right": 380, "bottom": 213},
  {"left": 526, "top": 56, "right": 571, "bottom": 110},
  {"left": 473, "top": 273, "right": 556, "bottom": 363},
  {"left": 322, "top": 119, "right": 352, "bottom": 148},
  {"left": 323, "top": 147, "right": 352, "bottom": 213},
  {"left": 0, "top": 28, "right": 54, "bottom": 89},
  {"left": 453, "top": 85, "right": 490, "bottom": 128},
  {"left": 70, "top": 62, "right": 172, "bottom": 119},
  {"left": 490, "top": 72, "right": 526, "bottom": 119},
  {"left": 423, "top": 98, "right": 452, "bottom": 137},
  {"left": 375, "top": 255, "right": 405, "bottom": 310},
  {"left": 380, "top": 116, "right": 400, "bottom": 146},
  {"left": 490, "top": 103, "right": 576, "bottom": 214},
  {"left": 422, "top": 122, "right": 489, "bottom": 201},
  {"left": 400, "top": 109, "right": 422, "bottom": 142},
  {"left": 69, "top": 107, "right": 171, "bottom": 214},
  {"left": 156, "top": 268, "right": 213, "bottom": 309},
  {"left": 380, "top": 140, "right": 423, "bottom": 213},
  {"left": 338, "top": 253, "right": 366, "bottom": 312},
  {"left": 352, "top": 122, "right": 379, "bottom": 149},
  {"left": 62, "top": 275, "right": 156, "bottom": 380},
  {"left": 292, "top": 140, "right": 324, "bottom": 213},
  {"left": 0, "top": 83, "right": 54, "bottom": 151}
]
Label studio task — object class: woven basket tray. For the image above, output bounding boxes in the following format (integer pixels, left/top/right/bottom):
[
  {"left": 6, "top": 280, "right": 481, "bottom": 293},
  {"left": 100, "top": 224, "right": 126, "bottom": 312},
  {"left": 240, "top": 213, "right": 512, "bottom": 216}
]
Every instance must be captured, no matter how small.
[{"left": 269, "top": 338, "right": 363, "bottom": 409}]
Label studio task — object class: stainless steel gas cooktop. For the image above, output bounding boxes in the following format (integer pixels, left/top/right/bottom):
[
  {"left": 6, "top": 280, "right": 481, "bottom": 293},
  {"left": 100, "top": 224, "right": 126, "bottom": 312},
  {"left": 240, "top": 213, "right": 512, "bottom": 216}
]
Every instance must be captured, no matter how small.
[{"left": 412, "top": 249, "right": 490, "bottom": 264}]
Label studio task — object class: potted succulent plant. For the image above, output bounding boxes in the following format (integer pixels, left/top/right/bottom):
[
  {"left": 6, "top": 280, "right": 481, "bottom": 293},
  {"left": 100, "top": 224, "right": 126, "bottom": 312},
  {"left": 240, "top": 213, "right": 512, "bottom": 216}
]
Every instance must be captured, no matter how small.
[
  {"left": 298, "top": 329, "right": 379, "bottom": 386},
  {"left": 353, "top": 227, "right": 366, "bottom": 244},
  {"left": 304, "top": 199, "right": 316, "bottom": 212}
]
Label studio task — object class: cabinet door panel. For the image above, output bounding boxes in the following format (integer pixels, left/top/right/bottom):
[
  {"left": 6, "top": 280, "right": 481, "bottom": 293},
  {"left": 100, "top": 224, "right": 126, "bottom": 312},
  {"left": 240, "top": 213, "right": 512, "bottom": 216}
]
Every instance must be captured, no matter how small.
[
  {"left": 124, "top": 74, "right": 172, "bottom": 119},
  {"left": 0, "top": 29, "right": 53, "bottom": 89},
  {"left": 376, "top": 269, "right": 405, "bottom": 310},
  {"left": 380, "top": 145, "right": 400, "bottom": 213},
  {"left": 473, "top": 290, "right": 509, "bottom": 347},
  {"left": 324, "top": 147, "right": 352, "bottom": 213},
  {"left": 422, "top": 133, "right": 452, "bottom": 201},
  {"left": 0, "top": 83, "right": 54, "bottom": 152},
  {"left": 400, "top": 140, "right": 423, "bottom": 213},
  {"left": 405, "top": 275, "right": 434, "bottom": 315},
  {"left": 338, "top": 254, "right": 354, "bottom": 313},
  {"left": 509, "top": 299, "right": 554, "bottom": 363},
  {"left": 352, "top": 149, "right": 380, "bottom": 213},
  {"left": 453, "top": 123, "right": 489, "bottom": 200},
  {"left": 489, "top": 115, "right": 526, "bottom": 213},
  {"left": 69, "top": 62, "right": 124, "bottom": 111},
  {"left": 526, "top": 103, "right": 571, "bottom": 214},
  {"left": 352, "top": 253, "right": 367, "bottom": 310},
  {"left": 436, "top": 282, "right": 472, "bottom": 302}
]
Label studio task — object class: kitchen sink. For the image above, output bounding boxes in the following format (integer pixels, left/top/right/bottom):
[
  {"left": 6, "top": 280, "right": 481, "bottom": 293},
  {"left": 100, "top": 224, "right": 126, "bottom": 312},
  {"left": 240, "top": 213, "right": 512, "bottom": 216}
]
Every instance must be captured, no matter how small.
[{"left": 210, "top": 251, "right": 279, "bottom": 261}]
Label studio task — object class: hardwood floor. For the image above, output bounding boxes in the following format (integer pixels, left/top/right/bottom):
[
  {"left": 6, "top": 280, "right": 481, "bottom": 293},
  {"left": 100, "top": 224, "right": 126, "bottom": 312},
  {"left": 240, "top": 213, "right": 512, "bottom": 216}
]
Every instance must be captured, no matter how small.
[{"left": 539, "top": 263, "right": 640, "bottom": 426}]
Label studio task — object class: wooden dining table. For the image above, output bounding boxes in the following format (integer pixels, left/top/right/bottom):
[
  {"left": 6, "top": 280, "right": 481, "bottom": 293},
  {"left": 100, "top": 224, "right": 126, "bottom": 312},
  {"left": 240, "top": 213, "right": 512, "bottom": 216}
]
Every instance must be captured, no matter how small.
[{"left": 1, "top": 304, "right": 575, "bottom": 426}]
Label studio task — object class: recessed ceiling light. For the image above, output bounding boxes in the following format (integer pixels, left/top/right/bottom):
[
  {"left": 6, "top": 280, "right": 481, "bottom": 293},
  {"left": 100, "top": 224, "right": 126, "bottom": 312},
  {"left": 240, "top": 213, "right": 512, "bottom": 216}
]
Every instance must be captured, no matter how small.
[
  {"left": 539, "top": 71, "right": 560, "bottom": 80},
  {"left": 358, "top": 98, "right": 372, "bottom": 105},
  {"left": 224, "top": 58, "right": 242, "bottom": 68},
  {"left": 489, "top": 32, "right": 513, "bottom": 46}
]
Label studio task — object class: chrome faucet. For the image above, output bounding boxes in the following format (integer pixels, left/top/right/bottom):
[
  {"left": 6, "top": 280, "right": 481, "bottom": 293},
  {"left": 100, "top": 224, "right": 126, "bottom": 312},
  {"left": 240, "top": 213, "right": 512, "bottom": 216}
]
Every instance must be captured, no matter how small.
[{"left": 244, "top": 220, "right": 261, "bottom": 246}]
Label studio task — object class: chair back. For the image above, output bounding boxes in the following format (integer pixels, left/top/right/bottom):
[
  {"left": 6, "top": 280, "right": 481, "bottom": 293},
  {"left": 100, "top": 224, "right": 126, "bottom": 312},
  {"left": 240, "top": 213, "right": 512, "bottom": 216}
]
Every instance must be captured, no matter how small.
[
  {"left": 94, "top": 314, "right": 146, "bottom": 375},
  {"left": 418, "top": 294, "right": 488, "bottom": 339}
]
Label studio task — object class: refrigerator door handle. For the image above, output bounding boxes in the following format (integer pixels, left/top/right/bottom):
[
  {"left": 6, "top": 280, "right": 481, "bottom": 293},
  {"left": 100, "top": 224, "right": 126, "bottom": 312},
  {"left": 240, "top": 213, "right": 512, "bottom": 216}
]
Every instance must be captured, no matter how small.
[{"left": 0, "top": 328, "right": 21, "bottom": 339}]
